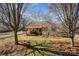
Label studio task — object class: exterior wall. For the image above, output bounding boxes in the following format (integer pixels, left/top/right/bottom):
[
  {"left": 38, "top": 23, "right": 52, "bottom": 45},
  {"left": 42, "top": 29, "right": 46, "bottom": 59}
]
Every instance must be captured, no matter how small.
[
  {"left": 26, "top": 28, "right": 42, "bottom": 36},
  {"left": 26, "top": 28, "right": 33, "bottom": 35}
]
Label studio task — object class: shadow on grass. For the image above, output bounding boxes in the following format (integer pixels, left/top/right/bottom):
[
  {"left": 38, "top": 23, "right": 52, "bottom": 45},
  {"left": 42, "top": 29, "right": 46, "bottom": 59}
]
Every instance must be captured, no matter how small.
[{"left": 18, "top": 41, "right": 76, "bottom": 56}]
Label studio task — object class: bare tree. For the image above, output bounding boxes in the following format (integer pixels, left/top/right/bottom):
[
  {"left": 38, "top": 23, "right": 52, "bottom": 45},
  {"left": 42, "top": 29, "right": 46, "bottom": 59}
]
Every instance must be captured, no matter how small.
[
  {"left": 49, "top": 3, "right": 79, "bottom": 46},
  {"left": 0, "top": 3, "right": 25, "bottom": 45}
]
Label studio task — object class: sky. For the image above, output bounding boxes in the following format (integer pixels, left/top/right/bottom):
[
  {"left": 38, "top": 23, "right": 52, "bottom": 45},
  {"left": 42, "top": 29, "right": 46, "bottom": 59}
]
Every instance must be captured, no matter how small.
[
  {"left": 23, "top": 3, "right": 58, "bottom": 23},
  {"left": 31, "top": 3, "right": 49, "bottom": 15},
  {"left": 25, "top": 3, "right": 49, "bottom": 14}
]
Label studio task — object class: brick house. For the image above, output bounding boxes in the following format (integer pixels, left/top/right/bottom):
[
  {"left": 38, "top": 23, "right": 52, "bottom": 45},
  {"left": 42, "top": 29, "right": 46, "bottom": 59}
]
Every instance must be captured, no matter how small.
[{"left": 26, "top": 21, "right": 57, "bottom": 36}]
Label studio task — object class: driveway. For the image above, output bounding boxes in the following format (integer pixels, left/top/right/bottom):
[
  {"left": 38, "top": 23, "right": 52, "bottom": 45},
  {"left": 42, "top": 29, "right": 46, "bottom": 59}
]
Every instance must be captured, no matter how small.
[{"left": 74, "top": 34, "right": 79, "bottom": 39}]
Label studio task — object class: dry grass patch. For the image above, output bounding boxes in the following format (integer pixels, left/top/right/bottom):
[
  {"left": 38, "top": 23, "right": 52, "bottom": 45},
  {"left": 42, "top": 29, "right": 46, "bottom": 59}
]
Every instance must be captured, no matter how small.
[{"left": 0, "top": 35, "right": 79, "bottom": 55}]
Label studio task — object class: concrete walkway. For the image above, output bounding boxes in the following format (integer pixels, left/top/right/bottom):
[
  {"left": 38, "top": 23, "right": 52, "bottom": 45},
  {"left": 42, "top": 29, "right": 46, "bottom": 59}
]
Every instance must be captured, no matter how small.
[{"left": 0, "top": 31, "right": 24, "bottom": 39}]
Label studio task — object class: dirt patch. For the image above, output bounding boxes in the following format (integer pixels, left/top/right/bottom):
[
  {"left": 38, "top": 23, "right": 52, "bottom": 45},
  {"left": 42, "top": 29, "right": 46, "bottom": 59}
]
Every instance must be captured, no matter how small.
[{"left": 0, "top": 40, "right": 30, "bottom": 56}]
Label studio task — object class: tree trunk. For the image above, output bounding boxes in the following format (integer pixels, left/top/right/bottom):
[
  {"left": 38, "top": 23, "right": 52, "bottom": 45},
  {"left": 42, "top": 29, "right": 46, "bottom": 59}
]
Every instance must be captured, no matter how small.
[
  {"left": 14, "top": 30, "right": 18, "bottom": 45},
  {"left": 71, "top": 35, "right": 75, "bottom": 46}
]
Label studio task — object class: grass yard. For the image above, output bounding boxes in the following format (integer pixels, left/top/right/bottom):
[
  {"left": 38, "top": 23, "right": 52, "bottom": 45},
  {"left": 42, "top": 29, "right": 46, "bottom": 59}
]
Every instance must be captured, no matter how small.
[{"left": 0, "top": 34, "right": 79, "bottom": 56}]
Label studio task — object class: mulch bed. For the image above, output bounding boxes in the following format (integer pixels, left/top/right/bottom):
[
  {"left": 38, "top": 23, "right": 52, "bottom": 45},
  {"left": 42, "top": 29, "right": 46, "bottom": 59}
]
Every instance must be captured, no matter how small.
[
  {"left": 52, "top": 42, "right": 79, "bottom": 56},
  {"left": 0, "top": 40, "right": 30, "bottom": 56}
]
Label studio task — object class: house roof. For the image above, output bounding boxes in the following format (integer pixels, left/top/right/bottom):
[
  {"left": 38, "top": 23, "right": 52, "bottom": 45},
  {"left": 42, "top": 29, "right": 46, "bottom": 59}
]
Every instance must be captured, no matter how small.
[{"left": 26, "top": 21, "right": 52, "bottom": 28}]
